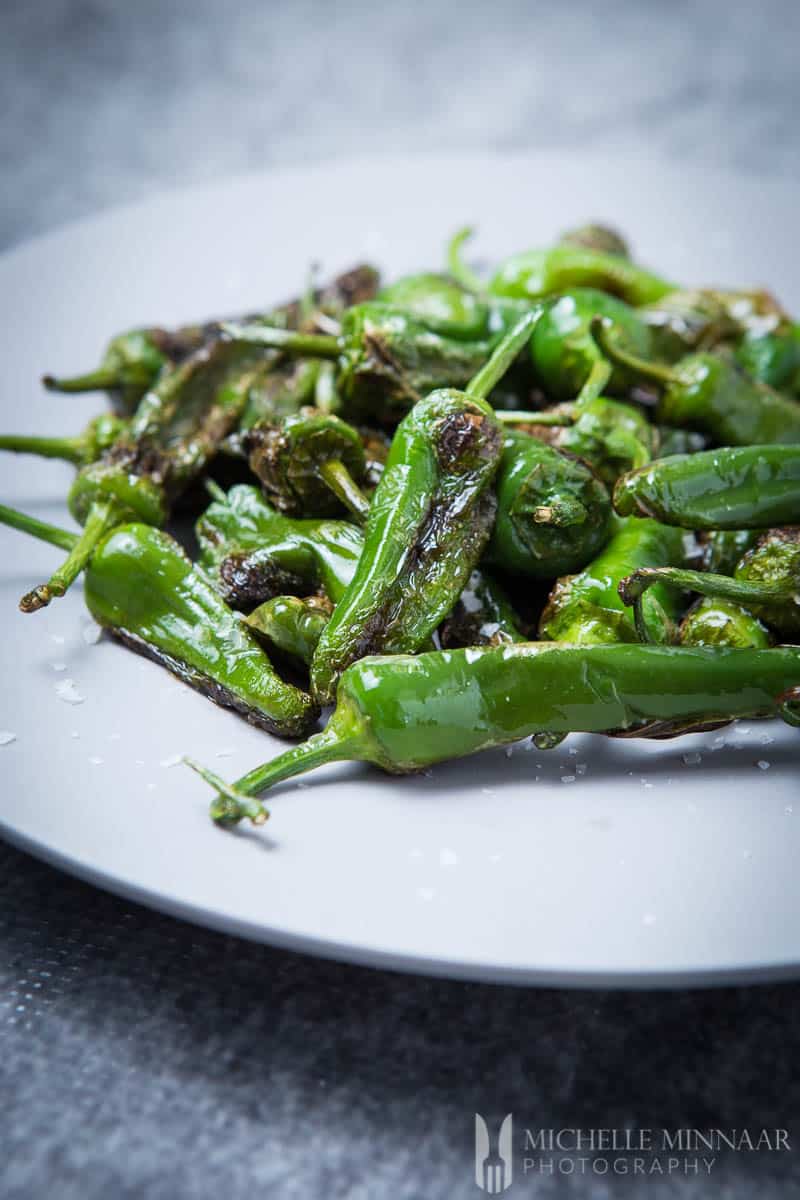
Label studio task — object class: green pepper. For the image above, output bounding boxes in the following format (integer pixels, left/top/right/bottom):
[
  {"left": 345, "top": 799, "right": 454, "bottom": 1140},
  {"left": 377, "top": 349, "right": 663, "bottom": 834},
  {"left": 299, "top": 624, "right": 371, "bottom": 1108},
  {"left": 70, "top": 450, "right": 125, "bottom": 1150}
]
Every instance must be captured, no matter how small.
[
  {"left": 621, "top": 528, "right": 800, "bottom": 643},
  {"left": 0, "top": 505, "right": 317, "bottom": 738},
  {"left": 638, "top": 289, "right": 738, "bottom": 361},
  {"left": 654, "top": 427, "right": 707, "bottom": 458},
  {"left": 186, "top": 642, "right": 800, "bottom": 824},
  {"left": 246, "top": 594, "right": 332, "bottom": 666},
  {"left": 592, "top": 317, "right": 800, "bottom": 445},
  {"left": 701, "top": 528, "right": 759, "bottom": 575},
  {"left": 40, "top": 263, "right": 381, "bottom": 415},
  {"left": 677, "top": 597, "right": 772, "bottom": 649},
  {"left": 43, "top": 328, "right": 188, "bottom": 413},
  {"left": 539, "top": 516, "right": 687, "bottom": 644},
  {"left": 559, "top": 224, "right": 630, "bottom": 258},
  {"left": 223, "top": 303, "right": 501, "bottom": 426},
  {"left": 245, "top": 408, "right": 370, "bottom": 522},
  {"left": 506, "top": 395, "right": 655, "bottom": 487},
  {"left": 378, "top": 273, "right": 491, "bottom": 340},
  {"left": 0, "top": 413, "right": 128, "bottom": 466},
  {"left": 489, "top": 245, "right": 674, "bottom": 307},
  {"left": 614, "top": 446, "right": 800, "bottom": 529},
  {"left": 438, "top": 568, "right": 527, "bottom": 649},
  {"left": 736, "top": 321, "right": 800, "bottom": 393},
  {"left": 528, "top": 289, "right": 653, "bottom": 400},
  {"left": 309, "top": 315, "right": 535, "bottom": 704},
  {"left": 196, "top": 483, "right": 363, "bottom": 608},
  {"left": 19, "top": 338, "right": 265, "bottom": 613},
  {"left": 485, "top": 427, "right": 611, "bottom": 579}
]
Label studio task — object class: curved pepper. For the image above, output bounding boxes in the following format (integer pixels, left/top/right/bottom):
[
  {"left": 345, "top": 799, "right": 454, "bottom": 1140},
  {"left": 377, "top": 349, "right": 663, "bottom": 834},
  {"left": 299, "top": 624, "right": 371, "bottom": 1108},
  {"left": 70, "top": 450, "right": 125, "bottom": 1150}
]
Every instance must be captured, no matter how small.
[
  {"left": 489, "top": 244, "right": 674, "bottom": 307},
  {"left": 309, "top": 316, "right": 535, "bottom": 704},
  {"left": 0, "top": 413, "right": 128, "bottom": 466},
  {"left": 592, "top": 317, "right": 800, "bottom": 445},
  {"left": 223, "top": 303, "right": 502, "bottom": 426},
  {"left": 528, "top": 288, "right": 653, "bottom": 400},
  {"left": 485, "top": 428, "right": 611, "bottom": 579},
  {"left": 196, "top": 483, "right": 363, "bottom": 608},
  {"left": 539, "top": 516, "right": 687, "bottom": 645},
  {"left": 614, "top": 446, "right": 800, "bottom": 529},
  {"left": 187, "top": 643, "right": 800, "bottom": 823},
  {"left": 246, "top": 594, "right": 332, "bottom": 666},
  {"left": 0, "top": 506, "right": 317, "bottom": 738},
  {"left": 245, "top": 408, "right": 370, "bottom": 522},
  {"left": 621, "top": 528, "right": 800, "bottom": 644}
]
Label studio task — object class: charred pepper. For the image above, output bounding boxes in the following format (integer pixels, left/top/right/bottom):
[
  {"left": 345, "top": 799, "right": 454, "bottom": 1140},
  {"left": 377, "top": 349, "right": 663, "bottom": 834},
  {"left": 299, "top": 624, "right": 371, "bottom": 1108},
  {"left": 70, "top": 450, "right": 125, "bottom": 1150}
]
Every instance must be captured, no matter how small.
[
  {"left": 309, "top": 315, "right": 535, "bottom": 704},
  {"left": 245, "top": 408, "right": 370, "bottom": 522},
  {"left": 0, "top": 505, "right": 317, "bottom": 737},
  {"left": 196, "top": 483, "right": 363, "bottom": 609}
]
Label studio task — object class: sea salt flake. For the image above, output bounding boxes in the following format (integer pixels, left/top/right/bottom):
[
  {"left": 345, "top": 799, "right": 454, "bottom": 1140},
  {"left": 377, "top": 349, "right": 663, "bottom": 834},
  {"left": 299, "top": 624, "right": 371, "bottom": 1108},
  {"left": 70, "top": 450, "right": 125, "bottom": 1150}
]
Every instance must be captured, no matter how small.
[
  {"left": 81, "top": 622, "right": 102, "bottom": 645},
  {"left": 561, "top": 775, "right": 576, "bottom": 784},
  {"left": 88, "top": 756, "right": 104, "bottom": 766},
  {"left": 0, "top": 732, "right": 16, "bottom": 747},
  {"left": 757, "top": 760, "right": 771, "bottom": 771},
  {"left": 682, "top": 752, "right": 702, "bottom": 766},
  {"left": 439, "top": 848, "right": 458, "bottom": 867},
  {"left": 416, "top": 887, "right": 435, "bottom": 902},
  {"left": 575, "top": 763, "right": 587, "bottom": 776},
  {"left": 51, "top": 662, "right": 67, "bottom": 673},
  {"left": 55, "top": 679, "right": 84, "bottom": 705}
]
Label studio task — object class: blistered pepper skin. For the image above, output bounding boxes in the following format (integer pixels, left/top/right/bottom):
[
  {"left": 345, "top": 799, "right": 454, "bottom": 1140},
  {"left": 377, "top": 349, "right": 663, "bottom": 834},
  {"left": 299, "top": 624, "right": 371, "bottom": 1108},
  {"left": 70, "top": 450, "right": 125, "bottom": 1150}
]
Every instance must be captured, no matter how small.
[
  {"left": 310, "top": 388, "right": 504, "bottom": 704},
  {"left": 614, "top": 446, "right": 800, "bottom": 530},
  {"left": 196, "top": 484, "right": 363, "bottom": 608}
]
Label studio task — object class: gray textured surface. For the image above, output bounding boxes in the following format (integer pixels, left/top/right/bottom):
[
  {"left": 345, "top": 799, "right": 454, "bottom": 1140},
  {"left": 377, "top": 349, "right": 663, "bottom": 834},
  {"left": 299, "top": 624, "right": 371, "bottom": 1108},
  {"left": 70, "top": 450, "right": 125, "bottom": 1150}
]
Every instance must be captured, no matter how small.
[{"left": 2, "top": 1, "right": 800, "bottom": 1196}]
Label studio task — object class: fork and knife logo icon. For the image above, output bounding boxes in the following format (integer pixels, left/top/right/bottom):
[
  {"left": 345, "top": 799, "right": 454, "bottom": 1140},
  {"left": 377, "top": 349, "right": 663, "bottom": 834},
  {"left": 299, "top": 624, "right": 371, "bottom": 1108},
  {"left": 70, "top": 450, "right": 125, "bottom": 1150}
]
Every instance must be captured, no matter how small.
[{"left": 475, "top": 1113, "right": 513, "bottom": 1193}]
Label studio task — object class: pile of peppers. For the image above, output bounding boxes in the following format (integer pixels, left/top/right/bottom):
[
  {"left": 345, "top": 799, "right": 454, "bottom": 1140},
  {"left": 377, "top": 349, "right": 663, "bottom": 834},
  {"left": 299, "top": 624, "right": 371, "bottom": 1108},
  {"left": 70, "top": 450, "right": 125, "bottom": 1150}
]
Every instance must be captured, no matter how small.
[{"left": 2, "top": 227, "right": 799, "bottom": 830}]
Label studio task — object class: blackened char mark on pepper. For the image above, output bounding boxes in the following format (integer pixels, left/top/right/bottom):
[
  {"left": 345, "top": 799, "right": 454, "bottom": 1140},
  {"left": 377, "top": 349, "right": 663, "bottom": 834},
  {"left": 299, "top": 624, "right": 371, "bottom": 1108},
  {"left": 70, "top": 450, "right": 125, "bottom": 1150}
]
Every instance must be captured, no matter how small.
[
  {"left": 108, "top": 627, "right": 318, "bottom": 738},
  {"left": 218, "top": 551, "right": 306, "bottom": 611},
  {"left": 435, "top": 409, "right": 502, "bottom": 471}
]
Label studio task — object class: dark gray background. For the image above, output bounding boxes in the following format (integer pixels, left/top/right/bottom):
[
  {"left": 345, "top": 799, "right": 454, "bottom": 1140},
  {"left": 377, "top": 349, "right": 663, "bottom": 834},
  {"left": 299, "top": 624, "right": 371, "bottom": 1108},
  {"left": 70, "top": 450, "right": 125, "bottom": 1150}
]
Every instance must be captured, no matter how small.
[{"left": 2, "top": 1, "right": 799, "bottom": 1196}]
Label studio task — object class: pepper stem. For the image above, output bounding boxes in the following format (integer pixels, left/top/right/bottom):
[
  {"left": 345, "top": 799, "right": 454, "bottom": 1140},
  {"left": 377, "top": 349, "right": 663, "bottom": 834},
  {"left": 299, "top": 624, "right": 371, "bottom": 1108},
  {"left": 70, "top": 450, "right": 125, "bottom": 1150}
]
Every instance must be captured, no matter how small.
[
  {"left": 590, "top": 317, "right": 678, "bottom": 387},
  {"left": 618, "top": 566, "right": 791, "bottom": 644},
  {"left": 532, "top": 497, "right": 588, "bottom": 527},
  {"left": 0, "top": 503, "right": 79, "bottom": 552},
  {"left": 319, "top": 459, "right": 370, "bottom": 523},
  {"left": 0, "top": 433, "right": 85, "bottom": 464},
  {"left": 18, "top": 498, "right": 122, "bottom": 613},
  {"left": 42, "top": 367, "right": 120, "bottom": 393},
  {"left": 575, "top": 358, "right": 612, "bottom": 407},
  {"left": 221, "top": 323, "right": 340, "bottom": 360},
  {"left": 204, "top": 478, "right": 229, "bottom": 504},
  {"left": 185, "top": 723, "right": 359, "bottom": 826},
  {"left": 496, "top": 408, "right": 576, "bottom": 427},
  {"left": 466, "top": 312, "right": 538, "bottom": 401},
  {"left": 446, "top": 226, "right": 484, "bottom": 293}
]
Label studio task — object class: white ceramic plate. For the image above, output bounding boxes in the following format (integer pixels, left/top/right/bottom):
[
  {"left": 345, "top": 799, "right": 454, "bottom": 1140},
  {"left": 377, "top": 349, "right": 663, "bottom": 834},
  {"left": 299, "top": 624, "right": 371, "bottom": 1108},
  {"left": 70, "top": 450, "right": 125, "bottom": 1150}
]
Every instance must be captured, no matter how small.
[{"left": 1, "top": 152, "right": 798, "bottom": 986}]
